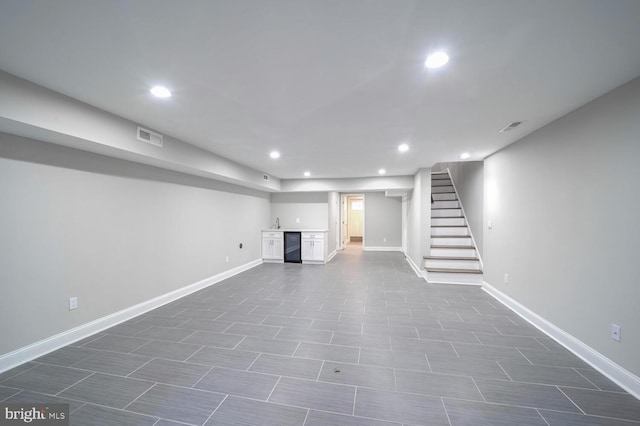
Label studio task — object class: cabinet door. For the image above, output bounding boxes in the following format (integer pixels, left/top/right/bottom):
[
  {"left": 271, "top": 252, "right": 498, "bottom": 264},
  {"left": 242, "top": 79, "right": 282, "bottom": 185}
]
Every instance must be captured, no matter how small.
[
  {"left": 301, "top": 239, "right": 314, "bottom": 261},
  {"left": 262, "top": 238, "right": 272, "bottom": 258},
  {"left": 272, "top": 238, "right": 283, "bottom": 260},
  {"left": 262, "top": 238, "right": 283, "bottom": 260},
  {"left": 312, "top": 239, "right": 325, "bottom": 260}
]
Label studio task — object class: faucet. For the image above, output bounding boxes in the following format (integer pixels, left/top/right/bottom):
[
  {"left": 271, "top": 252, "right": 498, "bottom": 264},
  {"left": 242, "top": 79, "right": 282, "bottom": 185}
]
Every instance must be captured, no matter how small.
[{"left": 275, "top": 217, "right": 280, "bottom": 229}]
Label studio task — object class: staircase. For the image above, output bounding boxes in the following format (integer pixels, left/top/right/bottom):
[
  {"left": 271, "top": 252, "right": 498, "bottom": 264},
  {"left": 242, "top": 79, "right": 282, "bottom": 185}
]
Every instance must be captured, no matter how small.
[{"left": 425, "top": 170, "right": 483, "bottom": 284}]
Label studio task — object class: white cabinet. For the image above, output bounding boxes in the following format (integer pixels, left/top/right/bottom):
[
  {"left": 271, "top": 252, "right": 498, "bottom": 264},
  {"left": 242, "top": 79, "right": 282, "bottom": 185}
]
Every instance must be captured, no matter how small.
[
  {"left": 262, "top": 231, "right": 283, "bottom": 262},
  {"left": 301, "top": 232, "right": 326, "bottom": 263},
  {"left": 262, "top": 230, "right": 327, "bottom": 264}
]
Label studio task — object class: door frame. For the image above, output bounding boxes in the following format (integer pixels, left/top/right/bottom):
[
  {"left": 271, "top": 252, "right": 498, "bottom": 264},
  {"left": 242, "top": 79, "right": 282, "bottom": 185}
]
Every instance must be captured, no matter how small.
[
  {"left": 402, "top": 194, "right": 408, "bottom": 254},
  {"left": 340, "top": 193, "right": 365, "bottom": 249}
]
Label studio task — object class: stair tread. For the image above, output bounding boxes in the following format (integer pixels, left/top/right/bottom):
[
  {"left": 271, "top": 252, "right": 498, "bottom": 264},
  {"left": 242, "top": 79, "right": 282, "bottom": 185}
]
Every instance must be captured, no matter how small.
[
  {"left": 426, "top": 267, "right": 483, "bottom": 274},
  {"left": 431, "top": 216, "right": 463, "bottom": 219},
  {"left": 424, "top": 256, "right": 479, "bottom": 261},
  {"left": 432, "top": 235, "right": 471, "bottom": 238},
  {"left": 431, "top": 245, "right": 475, "bottom": 249},
  {"left": 431, "top": 207, "right": 461, "bottom": 210},
  {"left": 431, "top": 225, "right": 467, "bottom": 228}
]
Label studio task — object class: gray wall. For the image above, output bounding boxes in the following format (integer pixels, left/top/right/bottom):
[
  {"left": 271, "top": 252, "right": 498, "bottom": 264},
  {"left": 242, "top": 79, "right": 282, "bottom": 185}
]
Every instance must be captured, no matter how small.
[
  {"left": 281, "top": 176, "right": 413, "bottom": 193},
  {"left": 364, "top": 192, "right": 402, "bottom": 248},
  {"left": 433, "top": 161, "right": 484, "bottom": 256},
  {"left": 270, "top": 192, "right": 329, "bottom": 229},
  {"left": 405, "top": 168, "right": 431, "bottom": 270},
  {"left": 483, "top": 76, "right": 640, "bottom": 377},
  {"left": 0, "top": 133, "right": 271, "bottom": 356}
]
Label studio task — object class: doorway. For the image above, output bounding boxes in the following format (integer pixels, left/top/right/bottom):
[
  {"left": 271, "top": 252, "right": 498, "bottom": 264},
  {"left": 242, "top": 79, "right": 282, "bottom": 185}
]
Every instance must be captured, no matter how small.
[{"left": 340, "top": 194, "right": 364, "bottom": 250}]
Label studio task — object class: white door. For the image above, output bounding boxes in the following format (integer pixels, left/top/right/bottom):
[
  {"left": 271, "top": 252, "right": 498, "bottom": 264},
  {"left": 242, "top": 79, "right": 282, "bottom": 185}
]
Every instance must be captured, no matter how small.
[{"left": 349, "top": 197, "right": 363, "bottom": 239}]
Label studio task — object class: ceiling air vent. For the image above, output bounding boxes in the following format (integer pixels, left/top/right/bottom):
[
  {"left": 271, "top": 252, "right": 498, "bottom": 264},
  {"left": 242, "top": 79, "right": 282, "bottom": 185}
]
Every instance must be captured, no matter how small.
[
  {"left": 137, "top": 126, "right": 163, "bottom": 147},
  {"left": 498, "top": 121, "right": 523, "bottom": 133},
  {"left": 263, "top": 174, "right": 270, "bottom": 181}
]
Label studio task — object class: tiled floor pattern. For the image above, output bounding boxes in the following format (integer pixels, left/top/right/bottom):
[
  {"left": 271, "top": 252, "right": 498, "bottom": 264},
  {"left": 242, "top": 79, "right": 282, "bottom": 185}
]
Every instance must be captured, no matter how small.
[{"left": 2, "top": 248, "right": 640, "bottom": 425}]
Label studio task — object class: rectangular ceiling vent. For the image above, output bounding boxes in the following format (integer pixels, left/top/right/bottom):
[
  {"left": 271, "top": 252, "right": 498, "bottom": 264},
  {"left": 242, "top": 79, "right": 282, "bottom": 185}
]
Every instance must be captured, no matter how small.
[
  {"left": 137, "top": 126, "right": 163, "bottom": 147},
  {"left": 498, "top": 121, "right": 523, "bottom": 133},
  {"left": 263, "top": 174, "right": 270, "bottom": 181}
]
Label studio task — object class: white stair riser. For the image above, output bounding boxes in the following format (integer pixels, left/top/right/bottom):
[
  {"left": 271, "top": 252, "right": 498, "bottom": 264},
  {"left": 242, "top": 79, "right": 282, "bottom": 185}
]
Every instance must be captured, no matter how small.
[
  {"left": 432, "top": 186, "right": 454, "bottom": 193},
  {"left": 432, "top": 179, "right": 452, "bottom": 187},
  {"left": 431, "top": 237, "right": 472, "bottom": 245},
  {"left": 431, "top": 247, "right": 476, "bottom": 257},
  {"left": 432, "top": 200, "right": 459, "bottom": 209},
  {"left": 432, "top": 193, "right": 457, "bottom": 201},
  {"left": 425, "top": 259, "right": 480, "bottom": 269},
  {"left": 431, "top": 227, "right": 469, "bottom": 236},
  {"left": 431, "top": 208, "right": 462, "bottom": 217},
  {"left": 432, "top": 217, "right": 465, "bottom": 226},
  {"left": 427, "top": 271, "right": 483, "bottom": 285}
]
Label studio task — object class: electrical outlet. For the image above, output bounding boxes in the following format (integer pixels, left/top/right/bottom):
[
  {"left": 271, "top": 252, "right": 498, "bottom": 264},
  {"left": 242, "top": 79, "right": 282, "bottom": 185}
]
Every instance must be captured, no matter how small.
[
  {"left": 611, "top": 324, "right": 621, "bottom": 342},
  {"left": 225, "top": 256, "right": 229, "bottom": 263},
  {"left": 296, "top": 218, "right": 300, "bottom": 223},
  {"left": 69, "top": 297, "right": 78, "bottom": 311},
  {"left": 504, "top": 273, "right": 509, "bottom": 284}
]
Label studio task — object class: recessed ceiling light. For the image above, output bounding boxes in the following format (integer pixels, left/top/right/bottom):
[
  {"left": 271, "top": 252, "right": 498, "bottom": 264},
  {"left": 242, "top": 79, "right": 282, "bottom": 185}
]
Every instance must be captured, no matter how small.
[
  {"left": 150, "top": 86, "right": 172, "bottom": 98},
  {"left": 398, "top": 143, "right": 409, "bottom": 152},
  {"left": 304, "top": 171, "right": 311, "bottom": 177},
  {"left": 270, "top": 151, "right": 280, "bottom": 159},
  {"left": 460, "top": 152, "right": 471, "bottom": 159},
  {"left": 378, "top": 169, "right": 386, "bottom": 175},
  {"left": 425, "top": 51, "right": 449, "bottom": 69}
]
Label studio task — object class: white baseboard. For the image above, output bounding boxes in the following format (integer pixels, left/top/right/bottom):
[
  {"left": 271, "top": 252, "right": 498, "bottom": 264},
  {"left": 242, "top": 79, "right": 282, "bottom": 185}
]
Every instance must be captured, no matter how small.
[
  {"left": 483, "top": 281, "right": 640, "bottom": 400},
  {"left": 0, "top": 258, "right": 263, "bottom": 374},
  {"left": 405, "top": 254, "right": 427, "bottom": 279},
  {"left": 327, "top": 250, "right": 337, "bottom": 262},
  {"left": 364, "top": 246, "right": 403, "bottom": 252}
]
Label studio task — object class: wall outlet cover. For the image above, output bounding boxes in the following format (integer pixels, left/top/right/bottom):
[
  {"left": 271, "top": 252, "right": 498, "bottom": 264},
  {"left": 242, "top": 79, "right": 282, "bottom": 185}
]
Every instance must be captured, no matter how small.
[
  {"left": 611, "top": 324, "right": 621, "bottom": 342},
  {"left": 69, "top": 297, "right": 78, "bottom": 311}
]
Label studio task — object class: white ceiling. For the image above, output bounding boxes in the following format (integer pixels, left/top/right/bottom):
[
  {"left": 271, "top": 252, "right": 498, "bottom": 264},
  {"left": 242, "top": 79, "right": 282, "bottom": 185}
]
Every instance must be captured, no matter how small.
[{"left": 1, "top": 0, "right": 639, "bottom": 179}]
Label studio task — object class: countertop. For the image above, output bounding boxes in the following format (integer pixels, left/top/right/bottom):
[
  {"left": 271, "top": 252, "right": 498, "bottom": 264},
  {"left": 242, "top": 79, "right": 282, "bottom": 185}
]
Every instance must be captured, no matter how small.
[{"left": 262, "top": 229, "right": 328, "bottom": 232}]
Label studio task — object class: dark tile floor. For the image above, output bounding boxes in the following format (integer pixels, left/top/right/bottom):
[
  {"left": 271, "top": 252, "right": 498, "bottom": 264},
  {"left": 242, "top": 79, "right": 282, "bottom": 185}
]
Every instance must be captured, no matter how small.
[{"left": 1, "top": 248, "right": 640, "bottom": 425}]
